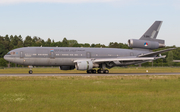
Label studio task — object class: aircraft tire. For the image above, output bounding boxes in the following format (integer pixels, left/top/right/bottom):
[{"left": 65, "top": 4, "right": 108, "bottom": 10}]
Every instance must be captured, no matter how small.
[
  {"left": 100, "top": 70, "right": 104, "bottom": 73},
  {"left": 97, "top": 69, "right": 101, "bottom": 74},
  {"left": 87, "top": 70, "right": 92, "bottom": 74},
  {"left": 91, "top": 70, "right": 96, "bottom": 74},
  {"left": 29, "top": 70, "right": 33, "bottom": 74},
  {"left": 104, "top": 70, "right": 109, "bottom": 74},
  {"left": 97, "top": 69, "right": 104, "bottom": 74}
]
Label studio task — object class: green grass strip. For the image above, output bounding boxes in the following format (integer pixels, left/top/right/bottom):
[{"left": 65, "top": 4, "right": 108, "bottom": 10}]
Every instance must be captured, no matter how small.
[{"left": 0, "top": 75, "right": 180, "bottom": 112}]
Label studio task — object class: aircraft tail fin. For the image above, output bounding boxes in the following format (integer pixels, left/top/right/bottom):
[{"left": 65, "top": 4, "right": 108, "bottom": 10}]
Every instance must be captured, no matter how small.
[{"left": 139, "top": 21, "right": 164, "bottom": 44}]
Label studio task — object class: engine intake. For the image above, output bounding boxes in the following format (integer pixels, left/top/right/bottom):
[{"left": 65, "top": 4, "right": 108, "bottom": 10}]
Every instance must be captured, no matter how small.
[
  {"left": 128, "top": 39, "right": 165, "bottom": 49},
  {"left": 75, "top": 61, "right": 93, "bottom": 70}
]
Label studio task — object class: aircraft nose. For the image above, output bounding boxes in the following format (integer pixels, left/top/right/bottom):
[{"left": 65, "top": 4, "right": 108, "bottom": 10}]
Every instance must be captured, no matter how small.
[
  {"left": 4, "top": 55, "right": 7, "bottom": 60},
  {"left": 4, "top": 55, "right": 11, "bottom": 62}
]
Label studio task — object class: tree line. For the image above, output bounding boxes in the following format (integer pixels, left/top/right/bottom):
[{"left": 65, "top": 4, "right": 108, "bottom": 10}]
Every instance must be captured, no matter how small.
[{"left": 0, "top": 35, "right": 179, "bottom": 67}]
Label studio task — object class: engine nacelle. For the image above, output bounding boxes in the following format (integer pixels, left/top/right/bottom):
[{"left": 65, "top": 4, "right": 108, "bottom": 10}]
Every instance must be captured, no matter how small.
[
  {"left": 60, "top": 66, "right": 75, "bottom": 70},
  {"left": 75, "top": 61, "right": 93, "bottom": 70},
  {"left": 128, "top": 39, "right": 165, "bottom": 49}
]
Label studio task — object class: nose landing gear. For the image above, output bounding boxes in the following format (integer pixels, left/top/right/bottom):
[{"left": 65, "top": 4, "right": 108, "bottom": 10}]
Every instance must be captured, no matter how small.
[
  {"left": 28, "top": 66, "right": 33, "bottom": 74},
  {"left": 29, "top": 70, "right": 33, "bottom": 74}
]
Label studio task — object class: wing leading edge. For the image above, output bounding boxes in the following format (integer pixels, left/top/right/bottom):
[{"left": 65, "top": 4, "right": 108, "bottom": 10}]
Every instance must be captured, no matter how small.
[
  {"left": 93, "top": 57, "right": 156, "bottom": 63},
  {"left": 138, "top": 48, "right": 176, "bottom": 57}
]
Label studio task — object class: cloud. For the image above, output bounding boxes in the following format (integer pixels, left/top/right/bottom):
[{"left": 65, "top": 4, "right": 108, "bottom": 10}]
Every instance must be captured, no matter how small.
[{"left": 0, "top": 0, "right": 120, "bottom": 4}]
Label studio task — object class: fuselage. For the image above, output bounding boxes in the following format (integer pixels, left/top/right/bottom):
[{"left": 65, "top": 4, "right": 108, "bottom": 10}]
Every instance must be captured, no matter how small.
[{"left": 4, "top": 47, "right": 149, "bottom": 66}]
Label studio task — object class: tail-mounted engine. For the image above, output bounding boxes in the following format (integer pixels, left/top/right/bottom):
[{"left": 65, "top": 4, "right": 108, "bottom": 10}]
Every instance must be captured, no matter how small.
[{"left": 128, "top": 39, "right": 165, "bottom": 49}]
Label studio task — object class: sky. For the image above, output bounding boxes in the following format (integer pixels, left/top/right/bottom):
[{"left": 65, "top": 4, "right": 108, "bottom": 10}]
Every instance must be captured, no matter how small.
[{"left": 0, "top": 0, "right": 180, "bottom": 46}]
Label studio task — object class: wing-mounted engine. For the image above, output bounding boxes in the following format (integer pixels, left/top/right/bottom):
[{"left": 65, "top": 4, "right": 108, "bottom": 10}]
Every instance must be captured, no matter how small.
[
  {"left": 75, "top": 60, "right": 94, "bottom": 70},
  {"left": 128, "top": 39, "right": 165, "bottom": 49}
]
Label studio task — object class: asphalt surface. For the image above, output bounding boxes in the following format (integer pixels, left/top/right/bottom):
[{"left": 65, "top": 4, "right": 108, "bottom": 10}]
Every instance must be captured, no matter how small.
[{"left": 1, "top": 73, "right": 180, "bottom": 77}]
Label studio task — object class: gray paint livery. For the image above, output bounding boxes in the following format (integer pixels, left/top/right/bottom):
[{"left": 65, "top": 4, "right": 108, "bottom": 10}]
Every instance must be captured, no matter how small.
[{"left": 4, "top": 21, "right": 175, "bottom": 74}]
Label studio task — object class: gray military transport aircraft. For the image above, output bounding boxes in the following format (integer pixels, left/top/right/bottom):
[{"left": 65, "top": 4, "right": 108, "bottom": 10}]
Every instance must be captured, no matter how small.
[{"left": 4, "top": 21, "right": 175, "bottom": 74}]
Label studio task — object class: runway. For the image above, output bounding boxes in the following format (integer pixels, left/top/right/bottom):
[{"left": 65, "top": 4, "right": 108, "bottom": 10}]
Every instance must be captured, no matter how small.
[{"left": 1, "top": 73, "right": 180, "bottom": 77}]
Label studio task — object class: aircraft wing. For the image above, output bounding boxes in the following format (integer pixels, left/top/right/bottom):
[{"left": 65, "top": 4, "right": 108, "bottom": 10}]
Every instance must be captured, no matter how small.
[
  {"left": 74, "top": 56, "right": 166, "bottom": 64},
  {"left": 138, "top": 48, "right": 176, "bottom": 57},
  {"left": 74, "top": 55, "right": 166, "bottom": 67},
  {"left": 74, "top": 48, "right": 175, "bottom": 65},
  {"left": 91, "top": 56, "right": 166, "bottom": 66}
]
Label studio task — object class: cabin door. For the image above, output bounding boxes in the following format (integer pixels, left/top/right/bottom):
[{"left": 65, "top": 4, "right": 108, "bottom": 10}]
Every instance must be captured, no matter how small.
[
  {"left": 86, "top": 52, "right": 91, "bottom": 58},
  {"left": 50, "top": 51, "right": 55, "bottom": 58},
  {"left": 20, "top": 51, "right": 24, "bottom": 58}
]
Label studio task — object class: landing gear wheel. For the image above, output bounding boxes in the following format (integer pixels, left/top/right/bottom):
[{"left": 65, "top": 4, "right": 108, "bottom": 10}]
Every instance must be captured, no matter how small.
[
  {"left": 104, "top": 70, "right": 109, "bottom": 74},
  {"left": 87, "top": 70, "right": 97, "bottom": 74},
  {"left": 97, "top": 69, "right": 104, "bottom": 74},
  {"left": 87, "top": 70, "right": 92, "bottom": 74},
  {"left": 91, "top": 70, "right": 96, "bottom": 74},
  {"left": 97, "top": 69, "right": 109, "bottom": 74},
  {"left": 29, "top": 70, "right": 33, "bottom": 74},
  {"left": 97, "top": 69, "right": 100, "bottom": 73}
]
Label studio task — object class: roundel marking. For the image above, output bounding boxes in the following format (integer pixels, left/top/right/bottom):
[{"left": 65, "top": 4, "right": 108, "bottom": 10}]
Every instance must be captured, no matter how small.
[{"left": 144, "top": 42, "right": 148, "bottom": 47}]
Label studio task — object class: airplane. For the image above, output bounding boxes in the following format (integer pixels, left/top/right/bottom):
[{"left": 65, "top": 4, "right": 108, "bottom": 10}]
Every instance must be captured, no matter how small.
[{"left": 4, "top": 21, "right": 175, "bottom": 74}]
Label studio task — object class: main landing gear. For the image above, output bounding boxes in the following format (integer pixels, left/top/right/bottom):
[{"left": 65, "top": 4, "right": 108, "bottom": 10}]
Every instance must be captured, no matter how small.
[
  {"left": 28, "top": 66, "right": 33, "bottom": 74},
  {"left": 86, "top": 69, "right": 109, "bottom": 74}
]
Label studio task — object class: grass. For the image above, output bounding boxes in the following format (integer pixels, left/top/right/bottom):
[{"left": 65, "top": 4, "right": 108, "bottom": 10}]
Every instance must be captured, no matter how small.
[
  {"left": 0, "top": 67, "right": 180, "bottom": 74},
  {"left": 1, "top": 75, "right": 180, "bottom": 112}
]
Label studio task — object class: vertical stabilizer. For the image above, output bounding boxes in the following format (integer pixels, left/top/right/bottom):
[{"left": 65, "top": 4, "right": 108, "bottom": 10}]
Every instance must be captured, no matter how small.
[{"left": 140, "top": 21, "right": 164, "bottom": 44}]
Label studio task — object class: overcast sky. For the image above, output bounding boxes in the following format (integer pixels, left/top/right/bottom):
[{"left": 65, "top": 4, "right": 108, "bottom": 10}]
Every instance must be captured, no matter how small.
[{"left": 0, "top": 0, "right": 180, "bottom": 46}]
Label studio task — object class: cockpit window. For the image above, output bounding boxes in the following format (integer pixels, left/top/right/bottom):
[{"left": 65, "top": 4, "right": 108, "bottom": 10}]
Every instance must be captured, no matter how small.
[
  {"left": 6, "top": 52, "right": 17, "bottom": 55},
  {"left": 11, "top": 52, "right": 15, "bottom": 55},
  {"left": 6, "top": 52, "right": 11, "bottom": 55}
]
